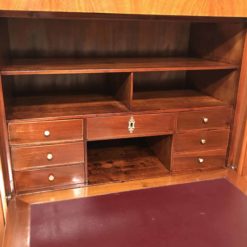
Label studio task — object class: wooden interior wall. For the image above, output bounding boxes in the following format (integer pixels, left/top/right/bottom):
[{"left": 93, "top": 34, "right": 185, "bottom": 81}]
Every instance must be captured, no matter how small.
[{"left": 7, "top": 18, "right": 190, "bottom": 95}]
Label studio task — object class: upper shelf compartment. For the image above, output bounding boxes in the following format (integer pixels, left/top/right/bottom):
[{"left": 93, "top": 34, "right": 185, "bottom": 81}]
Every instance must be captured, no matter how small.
[{"left": 0, "top": 57, "right": 238, "bottom": 76}]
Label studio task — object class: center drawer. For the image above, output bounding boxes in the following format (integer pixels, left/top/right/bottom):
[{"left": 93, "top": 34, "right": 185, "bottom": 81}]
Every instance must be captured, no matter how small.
[
  {"left": 11, "top": 142, "right": 84, "bottom": 170},
  {"left": 174, "top": 129, "right": 230, "bottom": 153},
  {"left": 87, "top": 113, "right": 175, "bottom": 140}
]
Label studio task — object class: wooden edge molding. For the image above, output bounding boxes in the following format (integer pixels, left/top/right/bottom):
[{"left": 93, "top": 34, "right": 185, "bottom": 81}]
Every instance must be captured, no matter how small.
[
  {"left": 227, "top": 169, "right": 247, "bottom": 195},
  {"left": 3, "top": 199, "right": 30, "bottom": 247},
  {"left": 18, "top": 169, "right": 227, "bottom": 204},
  {"left": 0, "top": 0, "right": 247, "bottom": 18}
]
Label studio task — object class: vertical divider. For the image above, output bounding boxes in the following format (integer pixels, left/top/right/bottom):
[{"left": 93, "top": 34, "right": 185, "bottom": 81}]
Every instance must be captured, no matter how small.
[
  {"left": 0, "top": 76, "right": 13, "bottom": 196},
  {"left": 83, "top": 118, "right": 88, "bottom": 185},
  {"left": 115, "top": 72, "right": 133, "bottom": 111}
]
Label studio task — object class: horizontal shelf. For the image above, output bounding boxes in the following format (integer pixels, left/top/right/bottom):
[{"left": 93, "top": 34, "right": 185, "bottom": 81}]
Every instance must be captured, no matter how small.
[
  {"left": 7, "top": 94, "right": 129, "bottom": 120},
  {"left": 88, "top": 139, "right": 170, "bottom": 185},
  {"left": 1, "top": 57, "right": 238, "bottom": 76},
  {"left": 7, "top": 90, "right": 228, "bottom": 121},
  {"left": 132, "top": 90, "right": 227, "bottom": 112}
]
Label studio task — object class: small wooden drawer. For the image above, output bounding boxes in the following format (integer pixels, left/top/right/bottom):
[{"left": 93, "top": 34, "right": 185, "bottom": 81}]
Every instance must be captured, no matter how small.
[
  {"left": 11, "top": 142, "right": 84, "bottom": 170},
  {"left": 9, "top": 119, "right": 83, "bottom": 145},
  {"left": 14, "top": 164, "right": 85, "bottom": 193},
  {"left": 174, "top": 129, "right": 229, "bottom": 153},
  {"left": 87, "top": 113, "right": 175, "bottom": 140},
  {"left": 177, "top": 107, "right": 232, "bottom": 131},
  {"left": 172, "top": 152, "right": 227, "bottom": 172}
]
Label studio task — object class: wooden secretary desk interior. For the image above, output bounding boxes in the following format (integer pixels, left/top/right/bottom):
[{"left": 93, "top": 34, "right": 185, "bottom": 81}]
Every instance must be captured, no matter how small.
[{"left": 0, "top": 8, "right": 247, "bottom": 197}]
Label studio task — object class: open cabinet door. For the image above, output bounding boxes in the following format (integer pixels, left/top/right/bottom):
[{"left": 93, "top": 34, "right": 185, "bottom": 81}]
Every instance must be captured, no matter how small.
[{"left": 238, "top": 121, "right": 247, "bottom": 176}]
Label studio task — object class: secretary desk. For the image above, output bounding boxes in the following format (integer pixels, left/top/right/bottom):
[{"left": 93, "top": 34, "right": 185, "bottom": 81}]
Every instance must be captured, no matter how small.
[{"left": 0, "top": 1, "right": 246, "bottom": 200}]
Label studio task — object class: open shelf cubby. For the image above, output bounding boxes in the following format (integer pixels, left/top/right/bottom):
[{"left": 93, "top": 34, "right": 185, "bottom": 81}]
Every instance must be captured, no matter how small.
[{"left": 88, "top": 136, "right": 172, "bottom": 185}]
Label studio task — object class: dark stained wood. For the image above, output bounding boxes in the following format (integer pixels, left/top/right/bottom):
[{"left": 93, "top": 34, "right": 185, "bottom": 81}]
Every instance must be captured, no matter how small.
[
  {"left": 174, "top": 129, "right": 230, "bottom": 154},
  {"left": 115, "top": 73, "right": 133, "bottom": 109},
  {"left": 88, "top": 138, "right": 170, "bottom": 185},
  {"left": 177, "top": 107, "right": 232, "bottom": 131},
  {"left": 1, "top": 57, "right": 238, "bottom": 76},
  {"left": 87, "top": 113, "right": 175, "bottom": 140},
  {"left": 8, "top": 119, "right": 83, "bottom": 145},
  {"left": 132, "top": 90, "right": 227, "bottom": 112},
  {"left": 14, "top": 164, "right": 85, "bottom": 193},
  {"left": 172, "top": 150, "right": 227, "bottom": 172},
  {"left": 7, "top": 18, "right": 189, "bottom": 58},
  {"left": 11, "top": 142, "right": 84, "bottom": 171}
]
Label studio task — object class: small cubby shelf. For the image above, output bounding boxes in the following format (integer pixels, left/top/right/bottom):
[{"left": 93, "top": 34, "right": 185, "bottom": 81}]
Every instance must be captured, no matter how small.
[{"left": 87, "top": 136, "right": 171, "bottom": 185}]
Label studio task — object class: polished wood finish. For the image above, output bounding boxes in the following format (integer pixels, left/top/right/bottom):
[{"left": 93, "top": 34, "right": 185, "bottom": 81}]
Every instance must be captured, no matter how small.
[
  {"left": 14, "top": 164, "right": 85, "bottom": 193},
  {"left": 0, "top": 57, "right": 238, "bottom": 76},
  {"left": 238, "top": 121, "right": 247, "bottom": 175},
  {"left": 0, "top": 0, "right": 247, "bottom": 18},
  {"left": 8, "top": 119, "right": 83, "bottom": 145},
  {"left": 229, "top": 31, "right": 247, "bottom": 169},
  {"left": 11, "top": 142, "right": 84, "bottom": 171},
  {"left": 173, "top": 150, "right": 227, "bottom": 172},
  {"left": 0, "top": 77, "right": 13, "bottom": 196},
  {"left": 177, "top": 107, "right": 232, "bottom": 131},
  {"left": 87, "top": 113, "right": 175, "bottom": 140},
  {"left": 3, "top": 200, "right": 30, "bottom": 247},
  {"left": 174, "top": 129, "right": 230, "bottom": 154}
]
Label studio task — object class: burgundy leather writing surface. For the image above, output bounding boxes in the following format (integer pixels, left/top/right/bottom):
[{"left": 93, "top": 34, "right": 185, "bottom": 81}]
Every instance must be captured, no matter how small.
[{"left": 31, "top": 179, "right": 247, "bottom": 247}]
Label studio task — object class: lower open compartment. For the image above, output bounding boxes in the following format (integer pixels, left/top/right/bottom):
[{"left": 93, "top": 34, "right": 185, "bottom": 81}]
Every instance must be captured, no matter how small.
[{"left": 87, "top": 136, "right": 172, "bottom": 185}]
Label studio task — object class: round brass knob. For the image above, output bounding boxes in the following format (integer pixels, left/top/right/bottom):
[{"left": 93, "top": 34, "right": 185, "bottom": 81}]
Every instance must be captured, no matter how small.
[
  {"left": 198, "top": 158, "right": 204, "bottom": 164},
  {"left": 48, "top": 174, "right": 55, "bottom": 181},
  {"left": 200, "top": 139, "right": 206, "bottom": 145},
  {"left": 47, "top": 153, "right": 53, "bottom": 160},
  {"left": 202, "top": 117, "right": 209, "bottom": 124},
  {"left": 44, "top": 130, "right": 50, "bottom": 137}
]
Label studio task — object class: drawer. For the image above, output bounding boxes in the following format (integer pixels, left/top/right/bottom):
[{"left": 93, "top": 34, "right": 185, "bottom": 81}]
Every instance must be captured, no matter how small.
[
  {"left": 87, "top": 113, "right": 175, "bottom": 140},
  {"left": 12, "top": 142, "right": 84, "bottom": 170},
  {"left": 14, "top": 164, "right": 84, "bottom": 193},
  {"left": 172, "top": 152, "right": 227, "bottom": 172},
  {"left": 9, "top": 119, "right": 83, "bottom": 145},
  {"left": 174, "top": 129, "right": 229, "bottom": 153},
  {"left": 177, "top": 107, "right": 232, "bottom": 131}
]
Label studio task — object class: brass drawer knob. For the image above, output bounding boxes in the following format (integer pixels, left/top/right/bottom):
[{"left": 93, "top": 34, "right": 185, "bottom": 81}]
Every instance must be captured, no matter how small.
[
  {"left": 48, "top": 174, "right": 55, "bottom": 182},
  {"left": 202, "top": 117, "right": 209, "bottom": 124},
  {"left": 44, "top": 130, "right": 50, "bottom": 137},
  {"left": 128, "top": 116, "right": 135, "bottom": 133},
  {"left": 198, "top": 158, "right": 204, "bottom": 164},
  {"left": 200, "top": 139, "right": 206, "bottom": 145},
  {"left": 47, "top": 153, "right": 53, "bottom": 160}
]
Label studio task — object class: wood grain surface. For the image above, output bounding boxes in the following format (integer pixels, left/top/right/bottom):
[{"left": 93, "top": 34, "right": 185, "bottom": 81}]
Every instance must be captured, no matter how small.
[{"left": 0, "top": 0, "right": 247, "bottom": 18}]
